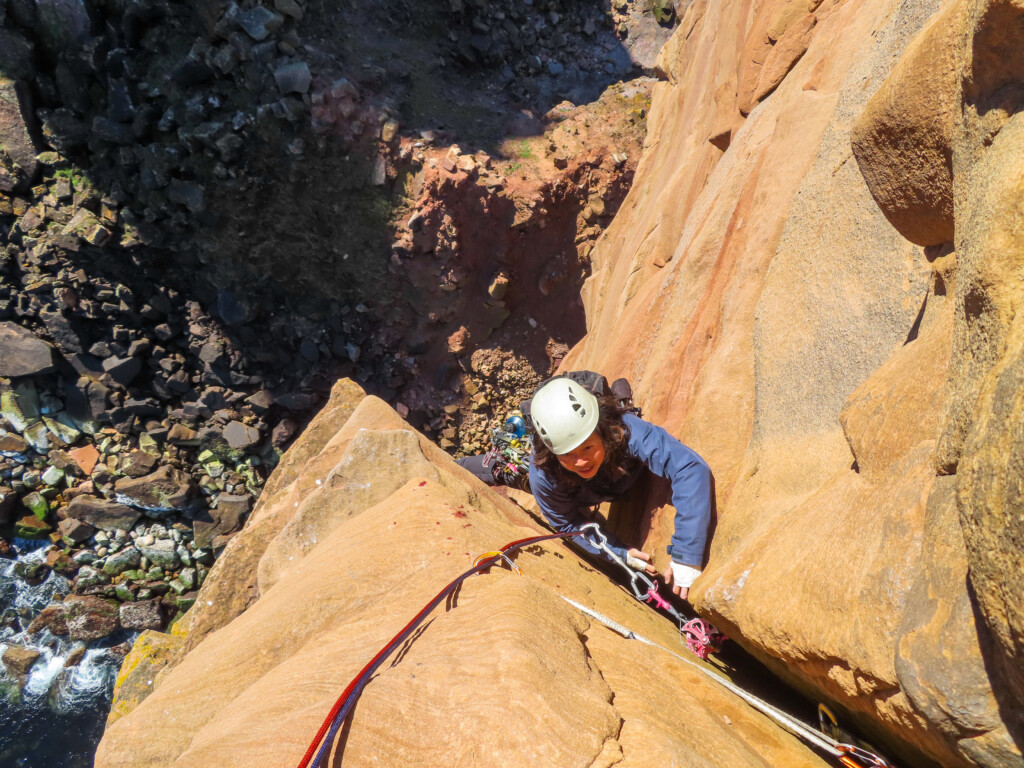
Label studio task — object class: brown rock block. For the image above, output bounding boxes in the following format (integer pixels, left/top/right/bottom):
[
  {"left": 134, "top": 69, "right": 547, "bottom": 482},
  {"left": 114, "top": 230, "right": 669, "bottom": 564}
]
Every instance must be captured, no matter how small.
[
  {"left": 851, "top": 0, "right": 962, "bottom": 246},
  {"left": 66, "top": 496, "right": 140, "bottom": 532},
  {"left": 0, "top": 321, "right": 56, "bottom": 377},
  {"left": 106, "top": 629, "right": 184, "bottom": 726},
  {"left": 119, "top": 449, "right": 159, "bottom": 478},
  {"left": 749, "top": 13, "right": 818, "bottom": 106},
  {"left": 64, "top": 594, "right": 119, "bottom": 641},
  {"left": 0, "top": 433, "right": 29, "bottom": 452},
  {"left": 2, "top": 644, "right": 40, "bottom": 676},
  {"left": 27, "top": 604, "right": 69, "bottom": 637},
  {"left": 114, "top": 465, "right": 193, "bottom": 512}
]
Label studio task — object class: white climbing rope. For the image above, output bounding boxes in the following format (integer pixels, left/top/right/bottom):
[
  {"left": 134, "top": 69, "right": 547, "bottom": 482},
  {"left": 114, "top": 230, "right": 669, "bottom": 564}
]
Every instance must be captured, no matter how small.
[{"left": 560, "top": 597, "right": 895, "bottom": 766}]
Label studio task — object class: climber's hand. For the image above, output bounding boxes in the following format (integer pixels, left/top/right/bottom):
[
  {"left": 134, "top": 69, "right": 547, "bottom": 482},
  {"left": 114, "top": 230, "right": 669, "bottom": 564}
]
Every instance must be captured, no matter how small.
[
  {"left": 666, "top": 561, "right": 702, "bottom": 601},
  {"left": 626, "top": 548, "right": 658, "bottom": 576}
]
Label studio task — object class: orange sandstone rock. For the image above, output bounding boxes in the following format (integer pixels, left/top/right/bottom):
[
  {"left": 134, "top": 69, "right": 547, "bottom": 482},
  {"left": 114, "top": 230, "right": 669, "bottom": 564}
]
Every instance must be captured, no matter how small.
[{"left": 96, "top": 390, "right": 829, "bottom": 768}]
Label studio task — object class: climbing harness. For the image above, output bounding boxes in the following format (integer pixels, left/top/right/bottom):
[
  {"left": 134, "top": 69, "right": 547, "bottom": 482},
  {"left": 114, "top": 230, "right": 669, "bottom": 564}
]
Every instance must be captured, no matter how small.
[
  {"left": 578, "top": 523, "right": 727, "bottom": 659},
  {"left": 295, "top": 529, "right": 584, "bottom": 768},
  {"left": 561, "top": 599, "right": 896, "bottom": 768}
]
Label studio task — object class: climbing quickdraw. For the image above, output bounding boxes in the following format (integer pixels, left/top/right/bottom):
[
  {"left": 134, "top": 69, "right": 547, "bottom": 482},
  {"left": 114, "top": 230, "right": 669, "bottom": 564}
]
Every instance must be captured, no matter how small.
[
  {"left": 578, "top": 522, "right": 727, "bottom": 659},
  {"left": 579, "top": 523, "right": 677, "bottom": 613}
]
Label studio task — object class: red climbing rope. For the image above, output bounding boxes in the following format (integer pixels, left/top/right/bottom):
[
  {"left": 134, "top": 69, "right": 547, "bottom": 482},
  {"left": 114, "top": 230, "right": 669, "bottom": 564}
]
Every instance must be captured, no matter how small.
[{"left": 294, "top": 529, "right": 583, "bottom": 768}]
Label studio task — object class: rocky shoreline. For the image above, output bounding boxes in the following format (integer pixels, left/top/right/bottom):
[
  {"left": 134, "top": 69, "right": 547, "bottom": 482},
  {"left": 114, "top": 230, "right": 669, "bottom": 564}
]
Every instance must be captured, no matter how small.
[
  {"left": 0, "top": 140, "right": 379, "bottom": 711},
  {"left": 0, "top": 0, "right": 665, "bottom": 758}
]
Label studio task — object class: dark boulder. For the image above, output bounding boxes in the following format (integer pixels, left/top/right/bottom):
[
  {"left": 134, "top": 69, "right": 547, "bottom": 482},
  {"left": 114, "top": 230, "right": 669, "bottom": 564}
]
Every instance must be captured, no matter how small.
[
  {"left": 0, "top": 78, "right": 38, "bottom": 192},
  {"left": 0, "top": 322, "right": 55, "bottom": 377},
  {"left": 63, "top": 595, "right": 119, "bottom": 641},
  {"left": 66, "top": 495, "right": 141, "bottom": 532},
  {"left": 114, "top": 465, "right": 193, "bottom": 512}
]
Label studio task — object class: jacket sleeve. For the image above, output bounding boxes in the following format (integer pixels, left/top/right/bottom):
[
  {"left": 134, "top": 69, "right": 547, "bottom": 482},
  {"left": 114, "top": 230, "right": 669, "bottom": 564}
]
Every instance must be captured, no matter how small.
[
  {"left": 624, "top": 414, "right": 712, "bottom": 567},
  {"left": 528, "top": 455, "right": 630, "bottom": 565}
]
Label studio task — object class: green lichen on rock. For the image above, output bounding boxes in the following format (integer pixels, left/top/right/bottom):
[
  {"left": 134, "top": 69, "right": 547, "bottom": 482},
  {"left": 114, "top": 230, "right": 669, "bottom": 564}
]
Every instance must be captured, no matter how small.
[
  {"left": 652, "top": 0, "right": 675, "bottom": 25},
  {"left": 106, "top": 630, "right": 185, "bottom": 726}
]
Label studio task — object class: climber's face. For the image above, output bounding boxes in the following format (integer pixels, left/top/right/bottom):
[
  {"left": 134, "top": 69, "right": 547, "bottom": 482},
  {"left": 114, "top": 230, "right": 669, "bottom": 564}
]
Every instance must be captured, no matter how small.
[{"left": 557, "top": 431, "right": 606, "bottom": 479}]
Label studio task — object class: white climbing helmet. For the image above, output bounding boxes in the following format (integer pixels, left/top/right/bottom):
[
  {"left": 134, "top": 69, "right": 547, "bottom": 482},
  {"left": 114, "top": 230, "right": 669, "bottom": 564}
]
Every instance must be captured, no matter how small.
[{"left": 531, "top": 378, "right": 600, "bottom": 454}]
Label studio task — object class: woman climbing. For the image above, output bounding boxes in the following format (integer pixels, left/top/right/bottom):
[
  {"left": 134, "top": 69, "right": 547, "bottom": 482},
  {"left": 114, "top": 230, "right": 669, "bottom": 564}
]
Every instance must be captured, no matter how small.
[{"left": 460, "top": 374, "right": 712, "bottom": 600}]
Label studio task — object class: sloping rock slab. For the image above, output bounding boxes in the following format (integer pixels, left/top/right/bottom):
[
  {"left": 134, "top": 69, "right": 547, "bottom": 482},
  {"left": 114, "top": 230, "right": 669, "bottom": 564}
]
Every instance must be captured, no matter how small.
[
  {"left": 96, "top": 395, "right": 829, "bottom": 768},
  {"left": 0, "top": 322, "right": 55, "bottom": 377},
  {"left": 98, "top": 481, "right": 829, "bottom": 768}
]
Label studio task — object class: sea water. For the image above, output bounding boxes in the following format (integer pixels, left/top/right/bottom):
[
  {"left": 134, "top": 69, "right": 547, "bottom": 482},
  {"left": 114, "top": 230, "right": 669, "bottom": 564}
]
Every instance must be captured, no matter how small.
[{"left": 0, "top": 547, "right": 129, "bottom": 767}]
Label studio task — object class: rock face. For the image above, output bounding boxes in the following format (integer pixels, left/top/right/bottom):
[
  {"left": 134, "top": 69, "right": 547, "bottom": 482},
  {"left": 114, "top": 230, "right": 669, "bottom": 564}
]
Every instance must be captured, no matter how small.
[
  {"left": 87, "top": 0, "right": 1023, "bottom": 765},
  {"left": 558, "top": 0, "right": 1024, "bottom": 765},
  {"left": 96, "top": 388, "right": 829, "bottom": 768}
]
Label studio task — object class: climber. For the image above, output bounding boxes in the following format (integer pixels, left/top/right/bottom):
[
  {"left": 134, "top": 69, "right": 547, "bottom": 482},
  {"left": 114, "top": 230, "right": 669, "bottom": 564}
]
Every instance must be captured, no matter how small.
[{"left": 460, "top": 374, "right": 712, "bottom": 600}]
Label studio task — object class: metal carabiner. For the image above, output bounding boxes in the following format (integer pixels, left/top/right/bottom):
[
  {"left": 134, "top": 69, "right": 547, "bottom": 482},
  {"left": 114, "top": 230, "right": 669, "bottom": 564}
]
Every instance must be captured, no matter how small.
[
  {"left": 629, "top": 568, "right": 656, "bottom": 601},
  {"left": 837, "top": 743, "right": 895, "bottom": 768},
  {"left": 578, "top": 522, "right": 606, "bottom": 550}
]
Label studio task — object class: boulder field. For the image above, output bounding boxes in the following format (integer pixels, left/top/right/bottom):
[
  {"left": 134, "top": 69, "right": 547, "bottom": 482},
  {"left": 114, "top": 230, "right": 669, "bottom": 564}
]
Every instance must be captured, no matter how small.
[
  {"left": 93, "top": 0, "right": 1024, "bottom": 765},
  {"left": 96, "top": 385, "right": 829, "bottom": 768}
]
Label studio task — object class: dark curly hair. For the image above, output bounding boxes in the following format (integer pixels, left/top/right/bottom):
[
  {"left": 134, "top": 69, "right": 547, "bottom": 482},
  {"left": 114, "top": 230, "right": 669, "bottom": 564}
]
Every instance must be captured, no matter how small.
[{"left": 533, "top": 393, "right": 633, "bottom": 491}]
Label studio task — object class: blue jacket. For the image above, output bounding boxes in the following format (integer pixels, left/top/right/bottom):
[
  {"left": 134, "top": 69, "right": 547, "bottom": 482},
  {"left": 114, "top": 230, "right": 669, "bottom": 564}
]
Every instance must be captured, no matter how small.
[{"left": 528, "top": 413, "right": 712, "bottom": 568}]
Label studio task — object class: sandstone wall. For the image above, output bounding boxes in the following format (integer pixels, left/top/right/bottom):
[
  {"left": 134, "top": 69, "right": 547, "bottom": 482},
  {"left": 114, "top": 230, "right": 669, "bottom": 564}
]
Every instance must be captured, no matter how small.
[
  {"left": 564, "top": 0, "right": 1024, "bottom": 765},
  {"left": 96, "top": 389, "right": 831, "bottom": 768}
]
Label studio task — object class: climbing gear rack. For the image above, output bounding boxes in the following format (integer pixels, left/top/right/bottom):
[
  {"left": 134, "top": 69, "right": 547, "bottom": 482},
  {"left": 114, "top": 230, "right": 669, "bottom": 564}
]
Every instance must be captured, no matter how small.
[{"left": 578, "top": 522, "right": 727, "bottom": 659}]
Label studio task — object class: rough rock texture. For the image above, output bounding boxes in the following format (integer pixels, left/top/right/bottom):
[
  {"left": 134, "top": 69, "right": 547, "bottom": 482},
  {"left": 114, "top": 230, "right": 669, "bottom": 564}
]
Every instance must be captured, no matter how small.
[
  {"left": 0, "top": 322, "right": 55, "bottom": 376},
  {"left": 96, "top": 388, "right": 830, "bottom": 768},
  {"left": 65, "top": 496, "right": 141, "bottom": 532},
  {"left": 559, "top": 0, "right": 1024, "bottom": 764},
  {"left": 0, "top": 77, "right": 37, "bottom": 192},
  {"left": 106, "top": 628, "right": 185, "bottom": 726}
]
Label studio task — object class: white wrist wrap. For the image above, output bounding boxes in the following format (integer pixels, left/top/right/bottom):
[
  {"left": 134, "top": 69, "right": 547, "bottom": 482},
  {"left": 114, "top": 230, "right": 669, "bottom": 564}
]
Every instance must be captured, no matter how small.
[
  {"left": 671, "top": 562, "right": 702, "bottom": 589},
  {"left": 625, "top": 553, "right": 647, "bottom": 571}
]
